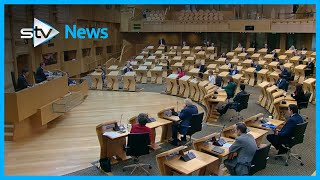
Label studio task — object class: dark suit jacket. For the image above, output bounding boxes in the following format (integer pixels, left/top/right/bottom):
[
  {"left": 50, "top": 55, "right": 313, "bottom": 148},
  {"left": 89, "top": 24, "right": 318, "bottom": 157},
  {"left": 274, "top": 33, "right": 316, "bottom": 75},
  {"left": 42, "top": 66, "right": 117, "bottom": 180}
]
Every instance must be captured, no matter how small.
[
  {"left": 229, "top": 70, "right": 239, "bottom": 76},
  {"left": 291, "top": 90, "right": 306, "bottom": 104},
  {"left": 159, "top": 39, "right": 166, "bottom": 45},
  {"left": 253, "top": 64, "right": 262, "bottom": 71},
  {"left": 223, "top": 82, "right": 237, "bottom": 97},
  {"left": 280, "top": 69, "right": 290, "bottom": 78},
  {"left": 275, "top": 78, "right": 287, "bottom": 90},
  {"left": 179, "top": 105, "right": 198, "bottom": 134},
  {"left": 35, "top": 66, "right": 47, "bottom": 83},
  {"left": 124, "top": 67, "right": 133, "bottom": 74},
  {"left": 307, "top": 62, "right": 314, "bottom": 72},
  {"left": 17, "top": 75, "right": 29, "bottom": 91},
  {"left": 278, "top": 114, "right": 304, "bottom": 138},
  {"left": 233, "top": 90, "right": 247, "bottom": 103}
]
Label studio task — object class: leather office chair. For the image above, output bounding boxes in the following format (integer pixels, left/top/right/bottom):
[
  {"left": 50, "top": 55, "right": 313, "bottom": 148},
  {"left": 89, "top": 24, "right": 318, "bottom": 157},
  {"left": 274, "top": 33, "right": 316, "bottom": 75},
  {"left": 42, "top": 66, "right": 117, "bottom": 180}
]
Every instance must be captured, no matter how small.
[
  {"left": 298, "top": 92, "right": 312, "bottom": 120},
  {"left": 123, "top": 133, "right": 152, "bottom": 175},
  {"left": 275, "top": 121, "right": 308, "bottom": 166},
  {"left": 11, "top": 72, "right": 18, "bottom": 91},
  {"left": 249, "top": 144, "right": 271, "bottom": 175},
  {"left": 230, "top": 94, "right": 250, "bottom": 122},
  {"left": 181, "top": 112, "right": 204, "bottom": 146}
]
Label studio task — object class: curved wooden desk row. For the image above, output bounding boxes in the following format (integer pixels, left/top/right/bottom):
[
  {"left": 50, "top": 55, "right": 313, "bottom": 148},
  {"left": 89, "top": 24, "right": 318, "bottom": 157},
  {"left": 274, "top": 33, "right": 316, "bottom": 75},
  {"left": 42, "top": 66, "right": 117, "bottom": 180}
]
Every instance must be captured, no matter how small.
[{"left": 5, "top": 74, "right": 88, "bottom": 141}]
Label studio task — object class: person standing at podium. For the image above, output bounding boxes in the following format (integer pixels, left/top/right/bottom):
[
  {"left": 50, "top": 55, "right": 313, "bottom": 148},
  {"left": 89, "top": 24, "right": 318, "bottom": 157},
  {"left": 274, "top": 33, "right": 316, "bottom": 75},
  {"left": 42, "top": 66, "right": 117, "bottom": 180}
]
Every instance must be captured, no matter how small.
[
  {"left": 17, "top": 68, "right": 31, "bottom": 91},
  {"left": 35, "top": 62, "right": 48, "bottom": 83}
]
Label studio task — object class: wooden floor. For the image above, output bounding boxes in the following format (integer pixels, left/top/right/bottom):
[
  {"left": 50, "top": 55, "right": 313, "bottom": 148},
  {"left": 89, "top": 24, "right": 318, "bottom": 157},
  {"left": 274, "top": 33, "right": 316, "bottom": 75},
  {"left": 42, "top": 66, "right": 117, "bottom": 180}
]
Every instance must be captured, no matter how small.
[{"left": 5, "top": 91, "right": 205, "bottom": 175}]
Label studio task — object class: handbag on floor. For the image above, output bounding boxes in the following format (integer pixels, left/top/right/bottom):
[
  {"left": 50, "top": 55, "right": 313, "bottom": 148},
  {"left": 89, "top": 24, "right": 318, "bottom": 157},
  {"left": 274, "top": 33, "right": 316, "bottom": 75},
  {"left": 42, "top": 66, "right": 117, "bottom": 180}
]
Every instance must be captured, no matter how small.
[{"left": 99, "top": 157, "right": 111, "bottom": 172}]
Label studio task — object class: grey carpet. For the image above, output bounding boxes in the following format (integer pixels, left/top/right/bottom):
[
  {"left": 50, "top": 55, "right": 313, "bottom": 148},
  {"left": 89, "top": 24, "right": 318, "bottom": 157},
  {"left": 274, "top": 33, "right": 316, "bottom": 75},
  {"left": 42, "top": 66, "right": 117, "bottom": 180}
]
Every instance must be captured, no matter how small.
[{"left": 68, "top": 78, "right": 315, "bottom": 176}]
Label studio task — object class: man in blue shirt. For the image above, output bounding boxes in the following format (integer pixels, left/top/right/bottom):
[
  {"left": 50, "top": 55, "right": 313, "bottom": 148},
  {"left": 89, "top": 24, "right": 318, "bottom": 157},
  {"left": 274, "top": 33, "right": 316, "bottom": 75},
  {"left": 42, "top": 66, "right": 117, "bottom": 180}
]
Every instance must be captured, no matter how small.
[
  {"left": 267, "top": 104, "right": 304, "bottom": 154},
  {"left": 170, "top": 98, "right": 198, "bottom": 146}
]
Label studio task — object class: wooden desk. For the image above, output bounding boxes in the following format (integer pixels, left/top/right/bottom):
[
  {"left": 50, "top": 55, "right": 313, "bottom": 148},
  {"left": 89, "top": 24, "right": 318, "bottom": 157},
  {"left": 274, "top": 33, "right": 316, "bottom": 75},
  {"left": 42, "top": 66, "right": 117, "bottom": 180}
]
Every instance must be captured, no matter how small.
[
  {"left": 89, "top": 71, "right": 103, "bottom": 90},
  {"left": 232, "top": 74, "right": 243, "bottom": 94},
  {"left": 303, "top": 78, "right": 316, "bottom": 103},
  {"left": 273, "top": 97, "right": 297, "bottom": 120},
  {"left": 244, "top": 67, "right": 256, "bottom": 86},
  {"left": 146, "top": 55, "right": 157, "bottom": 64},
  {"left": 154, "top": 50, "right": 163, "bottom": 58},
  {"left": 290, "top": 56, "right": 301, "bottom": 66},
  {"left": 257, "top": 81, "right": 270, "bottom": 107},
  {"left": 142, "top": 61, "right": 153, "bottom": 70},
  {"left": 246, "top": 48, "right": 255, "bottom": 54},
  {"left": 159, "top": 148, "right": 220, "bottom": 175},
  {"left": 5, "top": 75, "right": 69, "bottom": 140},
  {"left": 294, "top": 65, "right": 307, "bottom": 84},
  {"left": 258, "top": 48, "right": 268, "bottom": 55},
  {"left": 157, "top": 45, "right": 165, "bottom": 53},
  {"left": 311, "top": 52, "right": 316, "bottom": 58},
  {"left": 146, "top": 45, "right": 154, "bottom": 53},
  {"left": 150, "top": 66, "right": 163, "bottom": 84},
  {"left": 226, "top": 52, "right": 235, "bottom": 58},
  {"left": 168, "top": 51, "right": 177, "bottom": 59},
  {"left": 135, "top": 66, "right": 149, "bottom": 84},
  {"left": 264, "top": 54, "right": 274, "bottom": 63},
  {"left": 184, "top": 56, "right": 195, "bottom": 70},
  {"left": 122, "top": 72, "right": 136, "bottom": 91},
  {"left": 285, "top": 50, "right": 294, "bottom": 57},
  {"left": 181, "top": 46, "right": 190, "bottom": 53},
  {"left": 268, "top": 61, "right": 279, "bottom": 72},
  {"left": 283, "top": 63, "right": 293, "bottom": 72},
  {"left": 218, "top": 71, "right": 230, "bottom": 87},
  {"left": 171, "top": 62, "right": 183, "bottom": 74},
  {"left": 182, "top": 51, "right": 191, "bottom": 59},
  {"left": 241, "top": 59, "right": 252, "bottom": 70},
  {"left": 204, "top": 90, "right": 227, "bottom": 122},
  {"left": 216, "top": 58, "right": 227, "bottom": 66},
  {"left": 196, "top": 51, "right": 206, "bottom": 59},
  {"left": 223, "top": 126, "right": 268, "bottom": 146},
  {"left": 256, "top": 69, "right": 269, "bottom": 85},
  {"left": 265, "top": 85, "right": 279, "bottom": 111},
  {"left": 166, "top": 74, "right": 179, "bottom": 95},
  {"left": 130, "top": 61, "right": 139, "bottom": 69},
  {"left": 234, "top": 47, "right": 243, "bottom": 54},
  {"left": 230, "top": 58, "right": 239, "bottom": 66},
  {"left": 140, "top": 50, "right": 149, "bottom": 57},
  {"left": 188, "top": 68, "right": 200, "bottom": 77},
  {"left": 207, "top": 64, "right": 217, "bottom": 71},
  {"left": 258, "top": 60, "right": 266, "bottom": 67},
  {"left": 171, "top": 55, "right": 182, "bottom": 65},
  {"left": 189, "top": 79, "right": 200, "bottom": 101},
  {"left": 106, "top": 65, "right": 118, "bottom": 75},
  {"left": 238, "top": 53, "right": 247, "bottom": 60},
  {"left": 219, "top": 65, "right": 230, "bottom": 73},
  {"left": 206, "top": 47, "right": 215, "bottom": 54},
  {"left": 269, "top": 71, "right": 280, "bottom": 84},
  {"left": 179, "top": 75, "right": 191, "bottom": 98},
  {"left": 243, "top": 114, "right": 285, "bottom": 131},
  {"left": 269, "top": 89, "right": 286, "bottom": 114},
  {"left": 106, "top": 71, "right": 119, "bottom": 91},
  {"left": 135, "top": 55, "right": 144, "bottom": 63},
  {"left": 198, "top": 80, "right": 209, "bottom": 102},
  {"left": 251, "top": 53, "right": 261, "bottom": 61}
]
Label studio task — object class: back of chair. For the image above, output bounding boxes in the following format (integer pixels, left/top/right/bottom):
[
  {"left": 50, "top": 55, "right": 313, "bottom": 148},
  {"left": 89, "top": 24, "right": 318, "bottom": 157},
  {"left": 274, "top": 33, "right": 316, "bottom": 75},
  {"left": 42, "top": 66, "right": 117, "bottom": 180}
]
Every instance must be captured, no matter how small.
[
  {"left": 11, "top": 72, "right": 17, "bottom": 91},
  {"left": 236, "top": 94, "right": 250, "bottom": 112},
  {"left": 289, "top": 121, "right": 308, "bottom": 148},
  {"left": 187, "top": 112, "right": 204, "bottom": 136},
  {"left": 299, "top": 92, "right": 312, "bottom": 109},
  {"left": 126, "top": 133, "right": 150, "bottom": 157},
  {"left": 249, "top": 144, "right": 271, "bottom": 175}
]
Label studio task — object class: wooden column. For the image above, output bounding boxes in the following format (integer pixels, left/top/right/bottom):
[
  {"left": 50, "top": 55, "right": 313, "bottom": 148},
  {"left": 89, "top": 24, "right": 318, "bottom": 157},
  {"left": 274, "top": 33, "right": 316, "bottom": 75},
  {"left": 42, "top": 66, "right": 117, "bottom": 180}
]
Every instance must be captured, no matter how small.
[{"left": 280, "top": 33, "right": 287, "bottom": 51}]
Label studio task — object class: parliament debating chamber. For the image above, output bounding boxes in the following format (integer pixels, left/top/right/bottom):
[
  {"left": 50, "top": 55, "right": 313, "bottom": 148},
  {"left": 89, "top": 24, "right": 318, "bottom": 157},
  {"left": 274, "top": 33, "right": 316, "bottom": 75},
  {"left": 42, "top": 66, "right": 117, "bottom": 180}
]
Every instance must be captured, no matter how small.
[{"left": 4, "top": 4, "right": 316, "bottom": 176}]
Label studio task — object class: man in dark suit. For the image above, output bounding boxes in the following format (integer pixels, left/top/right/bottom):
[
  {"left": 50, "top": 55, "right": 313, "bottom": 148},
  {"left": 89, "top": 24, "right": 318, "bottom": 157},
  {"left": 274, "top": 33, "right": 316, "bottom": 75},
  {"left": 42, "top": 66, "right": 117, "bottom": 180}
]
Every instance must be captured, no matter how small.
[
  {"left": 229, "top": 65, "right": 240, "bottom": 76},
  {"left": 305, "top": 57, "right": 314, "bottom": 76},
  {"left": 196, "top": 62, "right": 207, "bottom": 78},
  {"left": 170, "top": 98, "right": 198, "bottom": 146},
  {"left": 17, "top": 68, "right": 31, "bottom": 91},
  {"left": 159, "top": 37, "right": 166, "bottom": 46},
  {"left": 267, "top": 104, "right": 304, "bottom": 154},
  {"left": 279, "top": 63, "right": 290, "bottom": 81},
  {"left": 224, "top": 123, "right": 257, "bottom": 175},
  {"left": 275, "top": 74, "right": 288, "bottom": 91},
  {"left": 35, "top": 62, "right": 48, "bottom": 83},
  {"left": 218, "top": 84, "right": 247, "bottom": 115}
]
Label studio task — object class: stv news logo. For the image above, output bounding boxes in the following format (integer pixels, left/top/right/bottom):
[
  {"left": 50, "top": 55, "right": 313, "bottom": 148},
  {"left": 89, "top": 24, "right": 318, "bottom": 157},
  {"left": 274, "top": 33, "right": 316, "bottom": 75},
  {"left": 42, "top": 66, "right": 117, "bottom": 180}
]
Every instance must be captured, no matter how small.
[{"left": 21, "top": 18, "right": 109, "bottom": 47}]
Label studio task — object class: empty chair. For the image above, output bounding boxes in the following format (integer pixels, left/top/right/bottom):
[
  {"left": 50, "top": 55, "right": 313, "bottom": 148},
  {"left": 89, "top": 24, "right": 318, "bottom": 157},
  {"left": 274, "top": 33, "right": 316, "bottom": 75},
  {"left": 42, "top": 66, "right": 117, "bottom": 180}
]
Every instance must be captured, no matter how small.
[
  {"left": 297, "top": 92, "right": 312, "bottom": 119},
  {"left": 230, "top": 94, "right": 250, "bottom": 122},
  {"left": 249, "top": 144, "right": 271, "bottom": 175},
  {"left": 181, "top": 112, "right": 204, "bottom": 146},
  {"left": 123, "top": 133, "right": 152, "bottom": 175},
  {"left": 275, "top": 121, "right": 308, "bottom": 166}
]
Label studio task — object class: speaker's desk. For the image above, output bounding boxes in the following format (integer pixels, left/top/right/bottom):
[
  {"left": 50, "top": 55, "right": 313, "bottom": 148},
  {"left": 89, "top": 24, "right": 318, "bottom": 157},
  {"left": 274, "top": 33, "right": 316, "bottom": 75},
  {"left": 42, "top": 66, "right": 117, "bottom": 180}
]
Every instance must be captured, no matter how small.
[
  {"left": 166, "top": 74, "right": 179, "bottom": 95},
  {"left": 178, "top": 75, "right": 191, "bottom": 98},
  {"left": 106, "top": 71, "right": 119, "bottom": 91},
  {"left": 89, "top": 71, "right": 103, "bottom": 90},
  {"left": 122, "top": 72, "right": 136, "bottom": 91}
]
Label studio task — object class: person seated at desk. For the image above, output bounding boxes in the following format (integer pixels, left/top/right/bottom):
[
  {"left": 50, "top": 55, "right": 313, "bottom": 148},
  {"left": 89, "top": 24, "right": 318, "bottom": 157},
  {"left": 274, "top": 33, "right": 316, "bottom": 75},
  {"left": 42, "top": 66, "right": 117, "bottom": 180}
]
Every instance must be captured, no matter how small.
[
  {"left": 263, "top": 43, "right": 270, "bottom": 54},
  {"left": 278, "top": 63, "right": 290, "bottom": 81},
  {"left": 271, "top": 50, "right": 278, "bottom": 61},
  {"left": 170, "top": 98, "right": 198, "bottom": 146},
  {"left": 123, "top": 63, "right": 133, "bottom": 74},
  {"left": 225, "top": 59, "right": 232, "bottom": 69},
  {"left": 222, "top": 76, "right": 237, "bottom": 98},
  {"left": 130, "top": 113, "right": 152, "bottom": 142},
  {"left": 17, "top": 68, "right": 31, "bottom": 91},
  {"left": 218, "top": 84, "right": 247, "bottom": 115},
  {"left": 252, "top": 60, "right": 262, "bottom": 72},
  {"left": 229, "top": 65, "right": 239, "bottom": 76},
  {"left": 176, "top": 67, "right": 185, "bottom": 79},
  {"left": 196, "top": 62, "right": 207, "bottom": 79},
  {"left": 220, "top": 52, "right": 227, "bottom": 58},
  {"left": 305, "top": 57, "right": 314, "bottom": 76},
  {"left": 208, "top": 70, "right": 216, "bottom": 85},
  {"left": 224, "top": 123, "right": 257, "bottom": 175},
  {"left": 267, "top": 104, "right": 304, "bottom": 154},
  {"left": 35, "top": 62, "right": 48, "bottom": 83},
  {"left": 274, "top": 74, "right": 288, "bottom": 91},
  {"left": 291, "top": 84, "right": 307, "bottom": 105},
  {"left": 182, "top": 41, "right": 187, "bottom": 47},
  {"left": 96, "top": 64, "right": 106, "bottom": 80}
]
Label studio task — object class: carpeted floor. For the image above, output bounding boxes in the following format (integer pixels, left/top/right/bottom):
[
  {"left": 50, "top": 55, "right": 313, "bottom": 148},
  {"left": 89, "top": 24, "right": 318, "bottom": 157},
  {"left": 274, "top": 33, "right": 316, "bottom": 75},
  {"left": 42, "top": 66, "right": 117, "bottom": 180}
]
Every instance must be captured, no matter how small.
[{"left": 66, "top": 77, "right": 315, "bottom": 176}]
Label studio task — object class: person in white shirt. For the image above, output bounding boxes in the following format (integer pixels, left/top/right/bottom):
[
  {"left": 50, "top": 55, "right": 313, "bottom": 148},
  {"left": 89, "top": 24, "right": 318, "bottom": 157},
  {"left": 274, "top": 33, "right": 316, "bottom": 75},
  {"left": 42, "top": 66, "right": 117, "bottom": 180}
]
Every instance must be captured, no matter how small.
[{"left": 208, "top": 70, "right": 216, "bottom": 85}]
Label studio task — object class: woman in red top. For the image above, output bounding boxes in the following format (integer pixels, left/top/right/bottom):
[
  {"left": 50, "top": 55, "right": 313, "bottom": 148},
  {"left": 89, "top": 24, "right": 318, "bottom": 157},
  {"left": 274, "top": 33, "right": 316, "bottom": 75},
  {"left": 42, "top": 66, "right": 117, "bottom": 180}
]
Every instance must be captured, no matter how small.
[
  {"left": 130, "top": 113, "right": 152, "bottom": 143},
  {"left": 177, "top": 67, "right": 185, "bottom": 79}
]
